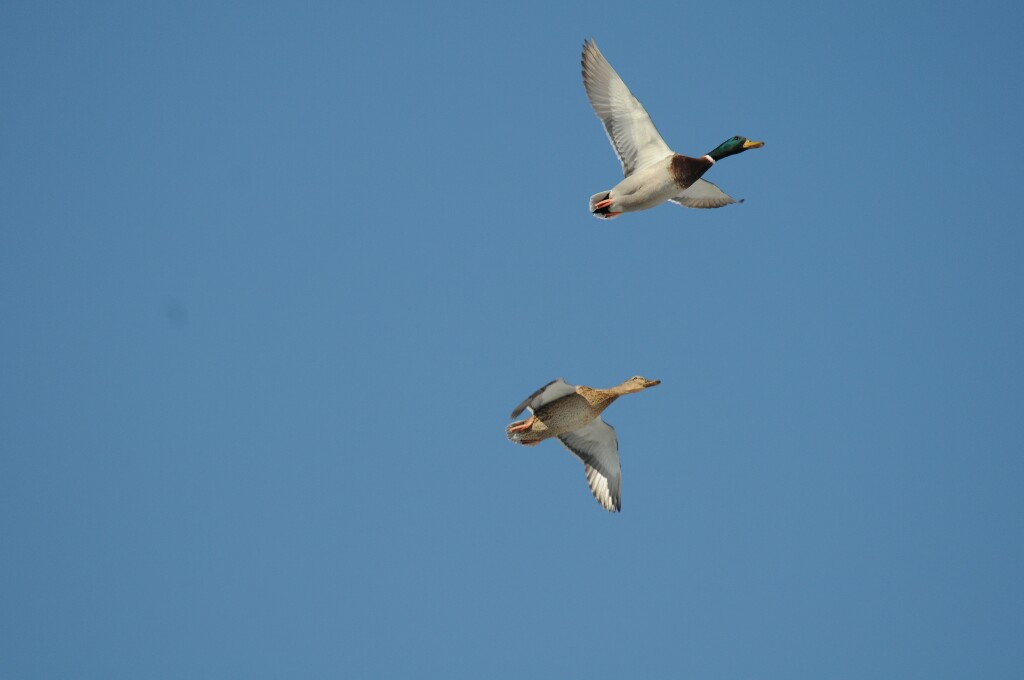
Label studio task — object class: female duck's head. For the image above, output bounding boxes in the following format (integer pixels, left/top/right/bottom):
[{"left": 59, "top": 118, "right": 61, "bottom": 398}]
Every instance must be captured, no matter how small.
[{"left": 618, "top": 376, "right": 662, "bottom": 394}]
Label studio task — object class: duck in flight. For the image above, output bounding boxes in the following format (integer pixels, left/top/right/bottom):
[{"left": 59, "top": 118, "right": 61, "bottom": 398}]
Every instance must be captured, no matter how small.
[
  {"left": 582, "top": 39, "right": 764, "bottom": 219},
  {"left": 506, "top": 376, "right": 660, "bottom": 512}
]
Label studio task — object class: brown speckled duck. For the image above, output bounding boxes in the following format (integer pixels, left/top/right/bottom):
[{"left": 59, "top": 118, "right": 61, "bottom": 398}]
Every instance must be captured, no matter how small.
[
  {"left": 582, "top": 38, "right": 764, "bottom": 219},
  {"left": 506, "top": 376, "right": 661, "bottom": 512}
]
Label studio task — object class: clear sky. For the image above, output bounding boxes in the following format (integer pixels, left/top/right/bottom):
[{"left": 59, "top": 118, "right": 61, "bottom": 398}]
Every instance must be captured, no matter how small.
[{"left": 2, "top": 1, "right": 1023, "bottom": 677}]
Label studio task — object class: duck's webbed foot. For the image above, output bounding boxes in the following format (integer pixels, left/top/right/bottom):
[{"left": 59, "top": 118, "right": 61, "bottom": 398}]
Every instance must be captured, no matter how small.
[
  {"left": 591, "top": 198, "right": 623, "bottom": 219},
  {"left": 506, "top": 415, "right": 536, "bottom": 433}
]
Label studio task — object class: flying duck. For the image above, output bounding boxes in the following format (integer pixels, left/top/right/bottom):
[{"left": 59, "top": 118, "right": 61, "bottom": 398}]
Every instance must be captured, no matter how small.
[
  {"left": 582, "top": 38, "right": 764, "bottom": 218},
  {"left": 506, "top": 376, "right": 661, "bottom": 512}
]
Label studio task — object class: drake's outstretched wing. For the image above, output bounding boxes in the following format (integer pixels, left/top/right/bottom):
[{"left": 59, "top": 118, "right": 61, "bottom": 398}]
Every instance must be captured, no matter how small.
[
  {"left": 670, "top": 178, "right": 738, "bottom": 209},
  {"left": 582, "top": 39, "right": 673, "bottom": 178}
]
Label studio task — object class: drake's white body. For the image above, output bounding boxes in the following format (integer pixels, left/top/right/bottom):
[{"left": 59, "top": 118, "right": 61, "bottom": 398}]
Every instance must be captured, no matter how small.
[{"left": 592, "top": 154, "right": 680, "bottom": 214}]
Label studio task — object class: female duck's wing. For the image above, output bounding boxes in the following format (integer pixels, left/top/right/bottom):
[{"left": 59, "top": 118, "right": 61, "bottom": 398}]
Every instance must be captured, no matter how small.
[
  {"left": 509, "top": 378, "right": 578, "bottom": 419},
  {"left": 558, "top": 418, "right": 622, "bottom": 512},
  {"left": 582, "top": 39, "right": 674, "bottom": 178},
  {"left": 669, "top": 178, "right": 738, "bottom": 209}
]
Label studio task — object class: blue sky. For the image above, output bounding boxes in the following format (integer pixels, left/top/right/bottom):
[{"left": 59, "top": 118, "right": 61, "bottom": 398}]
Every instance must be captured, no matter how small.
[{"left": 2, "top": 1, "right": 1023, "bottom": 677}]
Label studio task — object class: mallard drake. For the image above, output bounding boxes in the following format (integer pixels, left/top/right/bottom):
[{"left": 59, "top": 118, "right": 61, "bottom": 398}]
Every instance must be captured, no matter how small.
[
  {"left": 582, "top": 39, "right": 764, "bottom": 219},
  {"left": 505, "top": 376, "right": 660, "bottom": 512}
]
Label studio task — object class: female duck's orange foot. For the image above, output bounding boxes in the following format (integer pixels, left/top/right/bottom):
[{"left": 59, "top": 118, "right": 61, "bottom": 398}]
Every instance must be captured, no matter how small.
[{"left": 507, "top": 415, "right": 536, "bottom": 433}]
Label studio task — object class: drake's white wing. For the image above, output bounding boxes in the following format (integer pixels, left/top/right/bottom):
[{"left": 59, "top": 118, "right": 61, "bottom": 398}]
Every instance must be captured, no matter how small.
[
  {"left": 670, "top": 179, "right": 738, "bottom": 209},
  {"left": 558, "top": 418, "right": 621, "bottom": 512},
  {"left": 582, "top": 39, "right": 673, "bottom": 178},
  {"left": 509, "top": 378, "right": 578, "bottom": 419}
]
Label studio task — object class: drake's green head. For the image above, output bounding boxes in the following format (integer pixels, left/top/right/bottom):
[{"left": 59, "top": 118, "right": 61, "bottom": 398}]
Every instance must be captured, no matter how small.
[{"left": 708, "top": 136, "right": 764, "bottom": 161}]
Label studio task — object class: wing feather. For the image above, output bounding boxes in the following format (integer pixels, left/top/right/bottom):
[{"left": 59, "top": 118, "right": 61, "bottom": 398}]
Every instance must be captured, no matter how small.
[
  {"left": 582, "top": 39, "right": 673, "bottom": 177},
  {"left": 509, "top": 378, "right": 578, "bottom": 419},
  {"left": 558, "top": 418, "right": 622, "bottom": 512},
  {"left": 669, "top": 178, "right": 738, "bottom": 209}
]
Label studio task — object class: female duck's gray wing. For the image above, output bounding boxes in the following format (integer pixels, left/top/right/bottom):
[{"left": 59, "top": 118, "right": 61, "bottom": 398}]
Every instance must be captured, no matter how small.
[
  {"left": 670, "top": 178, "right": 738, "bottom": 209},
  {"left": 582, "top": 38, "right": 673, "bottom": 178},
  {"left": 558, "top": 417, "right": 622, "bottom": 512},
  {"left": 509, "top": 378, "right": 578, "bottom": 419}
]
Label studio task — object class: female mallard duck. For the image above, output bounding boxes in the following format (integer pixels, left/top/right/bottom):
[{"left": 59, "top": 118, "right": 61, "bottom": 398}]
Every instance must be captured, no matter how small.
[
  {"left": 506, "top": 376, "right": 660, "bottom": 512},
  {"left": 582, "top": 38, "right": 764, "bottom": 218}
]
